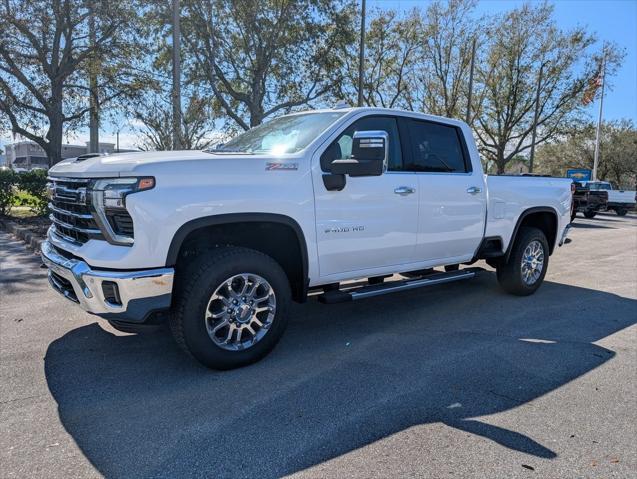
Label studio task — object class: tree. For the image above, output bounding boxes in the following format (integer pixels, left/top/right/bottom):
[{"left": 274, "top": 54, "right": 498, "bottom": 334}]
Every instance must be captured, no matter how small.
[
  {"left": 339, "top": 8, "right": 421, "bottom": 110},
  {"left": 472, "top": 3, "right": 623, "bottom": 174},
  {"left": 181, "top": 0, "right": 356, "bottom": 131},
  {"left": 536, "top": 120, "right": 637, "bottom": 188},
  {"left": 134, "top": 95, "right": 217, "bottom": 151},
  {"left": 410, "top": 0, "right": 480, "bottom": 118},
  {"left": 0, "top": 0, "right": 141, "bottom": 166}
]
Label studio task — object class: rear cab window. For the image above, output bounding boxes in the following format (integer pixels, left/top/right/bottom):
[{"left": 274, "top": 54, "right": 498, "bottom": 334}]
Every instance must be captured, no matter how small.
[{"left": 403, "top": 119, "right": 471, "bottom": 173}]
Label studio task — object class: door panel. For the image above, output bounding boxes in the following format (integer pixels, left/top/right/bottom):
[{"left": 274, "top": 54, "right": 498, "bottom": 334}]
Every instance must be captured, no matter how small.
[
  {"left": 313, "top": 115, "right": 419, "bottom": 277},
  {"left": 314, "top": 174, "right": 418, "bottom": 276},
  {"left": 402, "top": 118, "right": 486, "bottom": 262},
  {"left": 415, "top": 173, "right": 486, "bottom": 261}
]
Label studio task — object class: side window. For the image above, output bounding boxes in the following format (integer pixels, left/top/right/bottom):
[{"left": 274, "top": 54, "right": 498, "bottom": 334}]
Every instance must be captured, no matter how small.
[
  {"left": 406, "top": 120, "right": 468, "bottom": 173},
  {"left": 321, "top": 116, "right": 403, "bottom": 172}
]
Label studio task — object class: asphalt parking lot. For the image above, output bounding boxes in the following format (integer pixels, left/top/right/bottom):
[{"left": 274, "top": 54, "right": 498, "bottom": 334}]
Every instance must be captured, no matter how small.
[{"left": 1, "top": 213, "right": 636, "bottom": 479}]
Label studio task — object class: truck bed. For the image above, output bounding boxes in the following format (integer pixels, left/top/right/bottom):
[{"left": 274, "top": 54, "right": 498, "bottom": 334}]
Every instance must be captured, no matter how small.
[{"left": 484, "top": 175, "right": 572, "bottom": 253}]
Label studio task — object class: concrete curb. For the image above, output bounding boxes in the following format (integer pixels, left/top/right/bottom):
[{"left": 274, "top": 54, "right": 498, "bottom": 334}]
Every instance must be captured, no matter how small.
[{"left": 0, "top": 217, "right": 45, "bottom": 254}]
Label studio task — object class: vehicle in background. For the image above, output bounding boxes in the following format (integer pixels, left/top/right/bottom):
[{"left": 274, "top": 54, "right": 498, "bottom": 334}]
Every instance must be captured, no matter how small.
[
  {"left": 572, "top": 181, "right": 608, "bottom": 219},
  {"left": 577, "top": 181, "right": 636, "bottom": 216}
]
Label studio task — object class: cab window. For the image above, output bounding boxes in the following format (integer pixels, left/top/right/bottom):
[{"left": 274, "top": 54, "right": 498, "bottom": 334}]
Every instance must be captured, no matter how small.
[
  {"left": 321, "top": 116, "right": 402, "bottom": 172},
  {"left": 405, "top": 120, "right": 469, "bottom": 173}
]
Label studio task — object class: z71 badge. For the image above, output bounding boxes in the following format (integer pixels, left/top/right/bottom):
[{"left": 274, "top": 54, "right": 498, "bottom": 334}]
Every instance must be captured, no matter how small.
[{"left": 265, "top": 162, "right": 298, "bottom": 171}]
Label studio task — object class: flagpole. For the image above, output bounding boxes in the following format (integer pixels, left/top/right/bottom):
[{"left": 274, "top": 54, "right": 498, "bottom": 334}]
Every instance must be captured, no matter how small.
[
  {"left": 592, "top": 51, "right": 606, "bottom": 182},
  {"left": 357, "top": 0, "right": 366, "bottom": 107}
]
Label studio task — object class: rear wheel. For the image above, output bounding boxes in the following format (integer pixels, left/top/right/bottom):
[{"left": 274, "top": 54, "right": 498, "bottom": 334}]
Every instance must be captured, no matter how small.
[
  {"left": 496, "top": 227, "right": 549, "bottom": 296},
  {"left": 616, "top": 208, "right": 627, "bottom": 216},
  {"left": 170, "top": 247, "right": 290, "bottom": 370},
  {"left": 584, "top": 210, "right": 597, "bottom": 219}
]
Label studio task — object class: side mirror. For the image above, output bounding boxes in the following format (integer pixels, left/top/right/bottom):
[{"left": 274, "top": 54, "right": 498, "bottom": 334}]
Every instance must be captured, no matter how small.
[{"left": 330, "top": 130, "right": 388, "bottom": 177}]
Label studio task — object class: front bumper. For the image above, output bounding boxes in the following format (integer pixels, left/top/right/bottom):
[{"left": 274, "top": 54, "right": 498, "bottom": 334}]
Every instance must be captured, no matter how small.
[
  {"left": 559, "top": 224, "right": 571, "bottom": 246},
  {"left": 41, "top": 241, "right": 174, "bottom": 323}
]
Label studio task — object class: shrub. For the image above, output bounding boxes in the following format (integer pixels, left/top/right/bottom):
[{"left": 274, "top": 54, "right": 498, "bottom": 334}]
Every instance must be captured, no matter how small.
[
  {"left": 17, "top": 170, "right": 49, "bottom": 216},
  {"left": 0, "top": 169, "right": 18, "bottom": 215}
]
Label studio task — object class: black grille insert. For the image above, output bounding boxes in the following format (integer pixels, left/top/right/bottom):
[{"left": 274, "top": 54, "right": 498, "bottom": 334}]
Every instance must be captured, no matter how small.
[{"left": 49, "top": 271, "right": 79, "bottom": 303}]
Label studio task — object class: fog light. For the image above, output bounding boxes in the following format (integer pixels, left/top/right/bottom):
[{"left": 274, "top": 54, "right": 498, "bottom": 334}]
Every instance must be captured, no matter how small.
[{"left": 102, "top": 281, "right": 122, "bottom": 306}]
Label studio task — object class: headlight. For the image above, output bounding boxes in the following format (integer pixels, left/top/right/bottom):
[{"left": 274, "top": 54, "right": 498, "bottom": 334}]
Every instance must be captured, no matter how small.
[{"left": 90, "top": 177, "right": 154, "bottom": 246}]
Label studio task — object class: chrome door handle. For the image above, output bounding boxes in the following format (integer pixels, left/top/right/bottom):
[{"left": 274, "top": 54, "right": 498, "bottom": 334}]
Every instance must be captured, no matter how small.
[
  {"left": 466, "top": 186, "right": 482, "bottom": 195},
  {"left": 394, "top": 186, "right": 416, "bottom": 196}
]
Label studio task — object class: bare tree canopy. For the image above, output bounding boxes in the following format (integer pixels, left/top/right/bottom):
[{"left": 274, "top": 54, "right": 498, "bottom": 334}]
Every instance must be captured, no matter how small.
[
  {"left": 413, "top": 0, "right": 479, "bottom": 118},
  {"left": 0, "top": 0, "right": 141, "bottom": 165},
  {"left": 181, "top": 0, "right": 356, "bottom": 131},
  {"left": 472, "top": 3, "right": 623, "bottom": 173},
  {"left": 134, "top": 96, "right": 217, "bottom": 150}
]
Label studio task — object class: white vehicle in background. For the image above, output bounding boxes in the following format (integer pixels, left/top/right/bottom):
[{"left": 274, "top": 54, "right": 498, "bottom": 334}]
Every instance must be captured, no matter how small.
[
  {"left": 579, "top": 181, "right": 636, "bottom": 216},
  {"left": 41, "top": 107, "right": 573, "bottom": 370}
]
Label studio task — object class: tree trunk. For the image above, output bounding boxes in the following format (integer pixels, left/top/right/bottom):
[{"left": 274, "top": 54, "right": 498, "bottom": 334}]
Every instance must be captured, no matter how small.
[
  {"left": 496, "top": 148, "right": 506, "bottom": 174},
  {"left": 47, "top": 98, "right": 64, "bottom": 167},
  {"left": 249, "top": 104, "right": 265, "bottom": 128}
]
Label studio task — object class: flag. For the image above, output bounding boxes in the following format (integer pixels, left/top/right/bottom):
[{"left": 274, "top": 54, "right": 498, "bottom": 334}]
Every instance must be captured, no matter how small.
[{"left": 582, "top": 60, "right": 604, "bottom": 106}]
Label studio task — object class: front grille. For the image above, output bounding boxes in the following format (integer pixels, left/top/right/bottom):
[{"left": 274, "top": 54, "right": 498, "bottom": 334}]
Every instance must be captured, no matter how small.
[{"left": 48, "top": 177, "right": 104, "bottom": 245}]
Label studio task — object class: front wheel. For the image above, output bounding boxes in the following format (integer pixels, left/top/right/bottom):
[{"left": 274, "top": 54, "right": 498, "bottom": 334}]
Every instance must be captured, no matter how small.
[
  {"left": 170, "top": 247, "right": 290, "bottom": 370},
  {"left": 584, "top": 210, "right": 597, "bottom": 219},
  {"left": 496, "top": 227, "right": 549, "bottom": 296},
  {"left": 616, "top": 208, "right": 627, "bottom": 216}
]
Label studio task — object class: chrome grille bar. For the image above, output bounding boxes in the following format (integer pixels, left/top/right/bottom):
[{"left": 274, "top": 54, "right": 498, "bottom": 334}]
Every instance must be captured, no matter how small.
[
  {"left": 48, "top": 177, "right": 103, "bottom": 245},
  {"left": 49, "top": 214, "right": 101, "bottom": 235},
  {"left": 48, "top": 203, "right": 93, "bottom": 219}
]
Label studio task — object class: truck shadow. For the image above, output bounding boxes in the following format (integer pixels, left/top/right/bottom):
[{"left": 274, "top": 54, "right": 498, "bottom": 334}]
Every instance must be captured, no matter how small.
[
  {"left": 44, "top": 275, "right": 636, "bottom": 478},
  {"left": 570, "top": 221, "right": 616, "bottom": 230}
]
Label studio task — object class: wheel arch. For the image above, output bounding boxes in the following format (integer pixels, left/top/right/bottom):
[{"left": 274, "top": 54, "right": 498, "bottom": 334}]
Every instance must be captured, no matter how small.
[
  {"left": 167, "top": 213, "right": 309, "bottom": 302},
  {"left": 505, "top": 207, "right": 559, "bottom": 262}
]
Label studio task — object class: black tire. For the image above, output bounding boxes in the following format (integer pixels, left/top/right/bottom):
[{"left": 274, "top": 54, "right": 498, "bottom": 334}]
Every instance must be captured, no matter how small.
[
  {"left": 616, "top": 208, "right": 627, "bottom": 216},
  {"left": 496, "top": 227, "right": 549, "bottom": 296},
  {"left": 170, "top": 246, "right": 291, "bottom": 370},
  {"left": 583, "top": 210, "right": 597, "bottom": 219}
]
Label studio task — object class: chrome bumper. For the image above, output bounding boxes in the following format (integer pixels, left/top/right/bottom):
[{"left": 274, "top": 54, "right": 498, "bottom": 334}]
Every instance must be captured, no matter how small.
[{"left": 41, "top": 240, "right": 174, "bottom": 323}]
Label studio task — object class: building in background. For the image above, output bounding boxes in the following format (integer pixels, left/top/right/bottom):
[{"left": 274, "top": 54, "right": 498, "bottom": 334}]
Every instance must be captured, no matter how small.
[{"left": 5, "top": 141, "right": 120, "bottom": 170}]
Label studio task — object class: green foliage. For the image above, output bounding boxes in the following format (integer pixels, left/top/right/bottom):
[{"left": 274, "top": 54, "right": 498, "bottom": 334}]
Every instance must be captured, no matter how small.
[
  {"left": 536, "top": 120, "right": 637, "bottom": 188},
  {"left": 181, "top": 0, "right": 357, "bottom": 130},
  {"left": 17, "top": 170, "right": 49, "bottom": 216},
  {"left": 0, "top": 168, "right": 18, "bottom": 215}
]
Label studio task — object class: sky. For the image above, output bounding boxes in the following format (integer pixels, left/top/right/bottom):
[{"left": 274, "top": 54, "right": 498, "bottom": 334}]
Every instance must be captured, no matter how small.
[
  {"left": 374, "top": 0, "right": 637, "bottom": 122},
  {"left": 1, "top": 0, "right": 636, "bottom": 153}
]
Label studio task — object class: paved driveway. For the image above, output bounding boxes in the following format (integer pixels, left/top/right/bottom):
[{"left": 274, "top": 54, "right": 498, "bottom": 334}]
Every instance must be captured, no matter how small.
[{"left": 1, "top": 213, "right": 636, "bottom": 478}]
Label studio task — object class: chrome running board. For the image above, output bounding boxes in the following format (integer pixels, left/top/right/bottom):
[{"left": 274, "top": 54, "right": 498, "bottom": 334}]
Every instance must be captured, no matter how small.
[{"left": 318, "top": 268, "right": 483, "bottom": 304}]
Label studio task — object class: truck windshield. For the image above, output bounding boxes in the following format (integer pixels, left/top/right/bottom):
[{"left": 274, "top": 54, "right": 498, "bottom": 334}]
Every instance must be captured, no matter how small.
[{"left": 206, "top": 112, "right": 345, "bottom": 155}]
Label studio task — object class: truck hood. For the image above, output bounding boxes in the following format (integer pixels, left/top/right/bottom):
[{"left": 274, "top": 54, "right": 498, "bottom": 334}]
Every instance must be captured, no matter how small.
[{"left": 48, "top": 150, "right": 280, "bottom": 177}]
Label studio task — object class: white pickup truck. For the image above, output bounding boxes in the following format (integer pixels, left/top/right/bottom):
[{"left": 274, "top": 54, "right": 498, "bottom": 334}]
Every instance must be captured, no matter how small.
[
  {"left": 578, "top": 181, "right": 636, "bottom": 216},
  {"left": 42, "top": 107, "right": 572, "bottom": 369}
]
